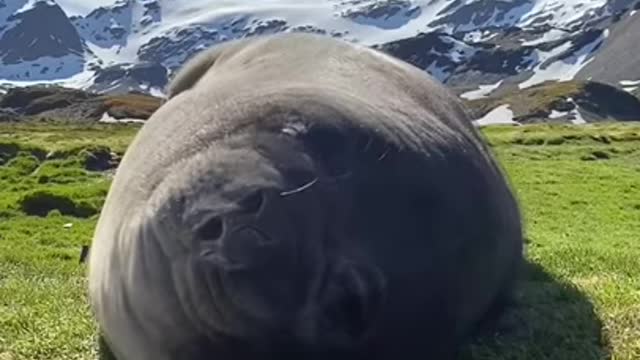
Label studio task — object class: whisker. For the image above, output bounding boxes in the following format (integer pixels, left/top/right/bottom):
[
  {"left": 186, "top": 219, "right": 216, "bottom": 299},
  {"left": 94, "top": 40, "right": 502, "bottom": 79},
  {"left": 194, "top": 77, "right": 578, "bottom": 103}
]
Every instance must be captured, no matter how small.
[
  {"left": 280, "top": 177, "right": 320, "bottom": 197},
  {"left": 377, "top": 147, "right": 391, "bottom": 160},
  {"left": 362, "top": 136, "right": 374, "bottom": 152}
]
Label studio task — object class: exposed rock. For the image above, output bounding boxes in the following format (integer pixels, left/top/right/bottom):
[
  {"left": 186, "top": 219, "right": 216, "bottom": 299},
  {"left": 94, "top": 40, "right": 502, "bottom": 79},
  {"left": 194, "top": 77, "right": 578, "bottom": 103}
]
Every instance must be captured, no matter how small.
[
  {"left": 138, "top": 16, "right": 291, "bottom": 71},
  {"left": 71, "top": 0, "right": 133, "bottom": 48},
  {"left": 576, "top": 11, "right": 640, "bottom": 86},
  {"left": 90, "top": 62, "right": 168, "bottom": 94},
  {"left": 0, "top": 1, "right": 84, "bottom": 64},
  {"left": 337, "top": 0, "right": 421, "bottom": 29},
  {"left": 0, "top": 86, "right": 96, "bottom": 115},
  {"left": 375, "top": 32, "right": 476, "bottom": 82},
  {"left": 432, "top": 0, "right": 533, "bottom": 33},
  {"left": 0, "top": 85, "right": 162, "bottom": 121},
  {"left": 0, "top": 108, "right": 19, "bottom": 122}
]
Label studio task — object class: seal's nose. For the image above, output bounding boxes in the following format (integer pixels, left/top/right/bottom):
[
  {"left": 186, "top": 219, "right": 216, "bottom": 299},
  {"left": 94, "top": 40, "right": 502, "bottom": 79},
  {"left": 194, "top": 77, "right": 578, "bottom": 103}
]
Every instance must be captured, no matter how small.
[{"left": 194, "top": 189, "right": 283, "bottom": 268}]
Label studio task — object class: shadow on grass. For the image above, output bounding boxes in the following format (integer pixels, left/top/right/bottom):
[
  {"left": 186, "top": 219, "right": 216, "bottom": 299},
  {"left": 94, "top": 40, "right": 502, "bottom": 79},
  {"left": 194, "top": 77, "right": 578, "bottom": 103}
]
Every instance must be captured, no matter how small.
[
  {"left": 461, "top": 260, "right": 611, "bottom": 360},
  {"left": 97, "top": 261, "right": 610, "bottom": 360},
  {"left": 98, "top": 335, "right": 117, "bottom": 360}
]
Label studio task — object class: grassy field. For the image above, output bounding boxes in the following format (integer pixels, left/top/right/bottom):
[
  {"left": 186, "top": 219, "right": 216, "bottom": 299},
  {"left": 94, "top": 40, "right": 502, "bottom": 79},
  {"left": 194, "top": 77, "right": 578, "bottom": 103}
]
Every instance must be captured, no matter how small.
[{"left": 0, "top": 122, "right": 639, "bottom": 359}]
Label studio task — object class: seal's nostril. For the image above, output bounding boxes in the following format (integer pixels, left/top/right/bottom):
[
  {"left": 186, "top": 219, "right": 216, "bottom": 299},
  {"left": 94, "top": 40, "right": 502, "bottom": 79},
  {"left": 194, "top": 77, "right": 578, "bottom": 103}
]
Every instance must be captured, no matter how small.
[
  {"left": 238, "top": 190, "right": 264, "bottom": 214},
  {"left": 196, "top": 216, "right": 224, "bottom": 241}
]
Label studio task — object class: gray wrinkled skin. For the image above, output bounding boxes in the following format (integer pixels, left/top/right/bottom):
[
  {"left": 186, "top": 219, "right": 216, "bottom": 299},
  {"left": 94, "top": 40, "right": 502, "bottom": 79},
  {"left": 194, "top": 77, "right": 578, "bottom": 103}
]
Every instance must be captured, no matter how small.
[{"left": 88, "top": 33, "right": 523, "bottom": 360}]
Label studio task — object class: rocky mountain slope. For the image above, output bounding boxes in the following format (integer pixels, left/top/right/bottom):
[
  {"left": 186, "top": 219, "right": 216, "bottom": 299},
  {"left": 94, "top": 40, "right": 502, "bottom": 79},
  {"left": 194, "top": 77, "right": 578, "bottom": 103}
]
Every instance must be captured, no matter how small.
[{"left": 0, "top": 0, "right": 639, "bottom": 123}]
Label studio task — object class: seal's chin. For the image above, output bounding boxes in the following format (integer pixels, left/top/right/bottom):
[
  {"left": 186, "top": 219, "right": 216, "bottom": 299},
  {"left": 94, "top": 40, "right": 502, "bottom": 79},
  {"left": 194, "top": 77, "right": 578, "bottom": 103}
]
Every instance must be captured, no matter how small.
[{"left": 293, "top": 257, "right": 387, "bottom": 350}]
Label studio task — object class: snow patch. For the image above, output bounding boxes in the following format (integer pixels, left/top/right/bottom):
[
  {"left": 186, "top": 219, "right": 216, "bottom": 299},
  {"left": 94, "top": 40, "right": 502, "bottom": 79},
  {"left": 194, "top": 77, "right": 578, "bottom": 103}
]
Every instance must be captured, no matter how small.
[
  {"left": 149, "top": 87, "right": 166, "bottom": 98},
  {"left": 521, "top": 28, "right": 569, "bottom": 46},
  {"left": 473, "top": 104, "right": 517, "bottom": 126},
  {"left": 16, "top": 0, "right": 56, "bottom": 15},
  {"left": 549, "top": 109, "right": 568, "bottom": 119},
  {"left": 339, "top": 1, "right": 422, "bottom": 30},
  {"left": 519, "top": 0, "right": 608, "bottom": 29},
  {"left": 620, "top": 80, "right": 640, "bottom": 86},
  {"left": 569, "top": 109, "right": 586, "bottom": 124},
  {"left": 99, "top": 112, "right": 146, "bottom": 124},
  {"left": 460, "top": 80, "right": 503, "bottom": 100},
  {"left": 618, "top": 80, "right": 639, "bottom": 94},
  {"left": 56, "top": 0, "right": 116, "bottom": 16}
]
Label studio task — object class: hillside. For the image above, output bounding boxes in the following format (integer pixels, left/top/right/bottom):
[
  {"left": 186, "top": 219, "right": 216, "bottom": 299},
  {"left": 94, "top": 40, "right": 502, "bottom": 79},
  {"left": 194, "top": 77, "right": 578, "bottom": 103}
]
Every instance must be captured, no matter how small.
[
  {"left": 0, "top": 0, "right": 638, "bottom": 99},
  {"left": 464, "top": 80, "right": 640, "bottom": 125},
  {"left": 0, "top": 80, "right": 638, "bottom": 125}
]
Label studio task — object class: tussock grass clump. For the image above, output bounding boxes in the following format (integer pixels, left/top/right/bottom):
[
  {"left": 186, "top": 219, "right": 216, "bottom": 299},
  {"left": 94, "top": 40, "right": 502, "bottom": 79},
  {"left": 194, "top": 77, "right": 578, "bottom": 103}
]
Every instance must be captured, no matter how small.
[
  {"left": 5, "top": 153, "right": 41, "bottom": 176},
  {"left": 0, "top": 142, "right": 47, "bottom": 165},
  {"left": 48, "top": 144, "right": 118, "bottom": 171},
  {"left": 18, "top": 190, "right": 99, "bottom": 218}
]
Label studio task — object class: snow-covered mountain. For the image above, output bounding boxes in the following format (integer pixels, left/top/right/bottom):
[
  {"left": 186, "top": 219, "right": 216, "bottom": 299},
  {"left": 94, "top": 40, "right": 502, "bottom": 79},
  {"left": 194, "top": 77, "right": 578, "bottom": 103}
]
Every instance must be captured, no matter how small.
[{"left": 0, "top": 0, "right": 639, "bottom": 99}]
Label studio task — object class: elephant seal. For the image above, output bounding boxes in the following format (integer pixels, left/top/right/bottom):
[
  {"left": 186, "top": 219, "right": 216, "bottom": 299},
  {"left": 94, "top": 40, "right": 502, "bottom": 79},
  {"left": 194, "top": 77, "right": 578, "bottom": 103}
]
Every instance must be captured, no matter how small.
[{"left": 88, "top": 32, "right": 523, "bottom": 360}]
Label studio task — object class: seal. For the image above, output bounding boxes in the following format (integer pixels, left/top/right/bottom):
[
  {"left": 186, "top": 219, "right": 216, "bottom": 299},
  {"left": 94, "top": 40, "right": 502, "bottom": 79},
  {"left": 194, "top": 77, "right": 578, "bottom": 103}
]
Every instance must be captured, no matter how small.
[{"left": 87, "top": 33, "right": 523, "bottom": 360}]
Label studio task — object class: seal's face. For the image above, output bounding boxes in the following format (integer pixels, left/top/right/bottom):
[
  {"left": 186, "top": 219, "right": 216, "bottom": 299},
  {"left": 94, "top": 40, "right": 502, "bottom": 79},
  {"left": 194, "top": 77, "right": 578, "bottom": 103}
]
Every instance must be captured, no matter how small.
[{"left": 144, "top": 130, "right": 385, "bottom": 351}]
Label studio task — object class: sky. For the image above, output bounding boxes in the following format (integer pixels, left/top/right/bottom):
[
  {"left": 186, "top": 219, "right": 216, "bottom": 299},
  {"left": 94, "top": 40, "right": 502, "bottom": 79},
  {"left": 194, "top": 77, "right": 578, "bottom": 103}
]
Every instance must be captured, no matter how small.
[{"left": 56, "top": 0, "right": 117, "bottom": 16}]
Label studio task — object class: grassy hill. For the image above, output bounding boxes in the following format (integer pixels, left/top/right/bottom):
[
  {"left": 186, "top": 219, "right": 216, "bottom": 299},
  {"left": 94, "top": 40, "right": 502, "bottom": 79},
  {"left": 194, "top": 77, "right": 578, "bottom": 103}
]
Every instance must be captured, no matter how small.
[
  {"left": 463, "top": 80, "right": 640, "bottom": 124},
  {"left": 0, "top": 122, "right": 639, "bottom": 359}
]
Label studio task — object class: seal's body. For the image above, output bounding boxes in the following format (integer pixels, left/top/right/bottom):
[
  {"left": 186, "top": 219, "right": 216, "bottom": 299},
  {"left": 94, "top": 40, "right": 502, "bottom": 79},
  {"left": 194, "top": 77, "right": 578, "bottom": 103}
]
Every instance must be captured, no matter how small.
[{"left": 88, "top": 33, "right": 523, "bottom": 360}]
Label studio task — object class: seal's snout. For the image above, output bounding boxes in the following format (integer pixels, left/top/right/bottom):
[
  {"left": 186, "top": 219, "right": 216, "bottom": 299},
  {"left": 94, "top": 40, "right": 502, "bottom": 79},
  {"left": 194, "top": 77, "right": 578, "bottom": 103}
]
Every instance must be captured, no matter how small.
[
  {"left": 195, "top": 189, "right": 294, "bottom": 268},
  {"left": 195, "top": 190, "right": 277, "bottom": 267},
  {"left": 192, "top": 186, "right": 311, "bottom": 327}
]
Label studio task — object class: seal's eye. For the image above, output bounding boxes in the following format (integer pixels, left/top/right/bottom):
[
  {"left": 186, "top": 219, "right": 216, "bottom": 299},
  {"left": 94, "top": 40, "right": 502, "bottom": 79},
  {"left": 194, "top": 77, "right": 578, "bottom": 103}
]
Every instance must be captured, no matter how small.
[
  {"left": 305, "top": 126, "right": 350, "bottom": 178},
  {"left": 196, "top": 217, "right": 224, "bottom": 241},
  {"left": 238, "top": 190, "right": 264, "bottom": 214}
]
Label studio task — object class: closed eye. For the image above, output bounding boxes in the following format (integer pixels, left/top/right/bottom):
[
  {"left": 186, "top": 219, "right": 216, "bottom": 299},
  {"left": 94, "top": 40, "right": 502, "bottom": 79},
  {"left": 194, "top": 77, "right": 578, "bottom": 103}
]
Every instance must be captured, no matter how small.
[{"left": 237, "top": 190, "right": 264, "bottom": 214}]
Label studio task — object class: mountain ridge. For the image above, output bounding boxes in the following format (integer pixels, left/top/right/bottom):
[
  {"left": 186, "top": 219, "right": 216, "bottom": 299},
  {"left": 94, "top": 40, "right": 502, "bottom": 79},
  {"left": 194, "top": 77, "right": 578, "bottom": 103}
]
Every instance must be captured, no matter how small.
[{"left": 0, "top": 0, "right": 638, "bottom": 124}]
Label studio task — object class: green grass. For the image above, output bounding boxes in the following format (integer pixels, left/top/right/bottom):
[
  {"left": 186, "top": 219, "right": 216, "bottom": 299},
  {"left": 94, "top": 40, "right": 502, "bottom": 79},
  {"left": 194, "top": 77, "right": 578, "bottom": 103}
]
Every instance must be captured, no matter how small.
[{"left": 1, "top": 122, "right": 639, "bottom": 359}]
